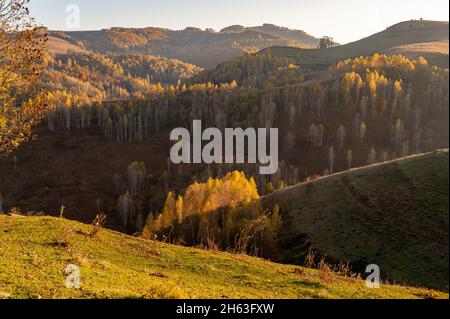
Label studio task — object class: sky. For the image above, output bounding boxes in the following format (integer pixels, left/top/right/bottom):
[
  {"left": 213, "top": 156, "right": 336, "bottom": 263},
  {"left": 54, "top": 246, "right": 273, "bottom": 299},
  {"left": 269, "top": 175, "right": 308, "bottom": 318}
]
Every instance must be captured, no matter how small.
[{"left": 29, "top": 0, "right": 449, "bottom": 44}]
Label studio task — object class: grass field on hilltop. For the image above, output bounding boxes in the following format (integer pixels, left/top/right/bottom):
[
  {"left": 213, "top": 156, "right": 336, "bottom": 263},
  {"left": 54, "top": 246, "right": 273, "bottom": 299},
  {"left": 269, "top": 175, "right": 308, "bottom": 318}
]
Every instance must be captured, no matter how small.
[
  {"left": 263, "top": 150, "right": 449, "bottom": 291},
  {"left": 0, "top": 214, "right": 447, "bottom": 299},
  {"left": 259, "top": 20, "right": 449, "bottom": 68}
]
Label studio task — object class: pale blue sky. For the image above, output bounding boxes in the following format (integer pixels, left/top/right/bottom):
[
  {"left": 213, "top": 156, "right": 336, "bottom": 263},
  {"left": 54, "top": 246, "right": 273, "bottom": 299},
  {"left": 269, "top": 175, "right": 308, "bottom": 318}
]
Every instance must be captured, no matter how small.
[{"left": 30, "top": 0, "right": 449, "bottom": 43}]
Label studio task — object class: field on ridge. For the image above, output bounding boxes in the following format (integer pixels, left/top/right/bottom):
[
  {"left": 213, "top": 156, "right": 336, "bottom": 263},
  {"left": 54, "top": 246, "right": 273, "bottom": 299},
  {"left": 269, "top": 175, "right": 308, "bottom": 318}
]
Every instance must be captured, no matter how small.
[{"left": 259, "top": 20, "right": 449, "bottom": 68}]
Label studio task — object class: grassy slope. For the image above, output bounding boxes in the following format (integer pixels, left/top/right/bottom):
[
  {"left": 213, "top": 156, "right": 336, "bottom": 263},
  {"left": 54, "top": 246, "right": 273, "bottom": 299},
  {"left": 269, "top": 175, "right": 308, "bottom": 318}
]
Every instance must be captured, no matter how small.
[
  {"left": 382, "top": 40, "right": 449, "bottom": 68},
  {"left": 0, "top": 215, "right": 446, "bottom": 299},
  {"left": 47, "top": 37, "right": 88, "bottom": 54},
  {"left": 262, "top": 150, "right": 449, "bottom": 291},
  {"left": 259, "top": 20, "right": 449, "bottom": 68}
]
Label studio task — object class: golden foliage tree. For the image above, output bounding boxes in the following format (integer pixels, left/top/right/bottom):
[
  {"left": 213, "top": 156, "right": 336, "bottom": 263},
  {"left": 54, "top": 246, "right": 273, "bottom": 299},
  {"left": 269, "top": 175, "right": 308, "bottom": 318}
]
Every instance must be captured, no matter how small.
[
  {"left": 181, "top": 171, "right": 259, "bottom": 217},
  {"left": 141, "top": 171, "right": 283, "bottom": 257},
  {"left": 144, "top": 171, "right": 260, "bottom": 237},
  {"left": 0, "top": 0, "right": 47, "bottom": 156}
]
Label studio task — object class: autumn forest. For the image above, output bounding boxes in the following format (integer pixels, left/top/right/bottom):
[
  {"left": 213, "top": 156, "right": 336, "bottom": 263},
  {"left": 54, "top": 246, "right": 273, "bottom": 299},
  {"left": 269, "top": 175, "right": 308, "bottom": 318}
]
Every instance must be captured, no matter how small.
[{"left": 0, "top": 0, "right": 449, "bottom": 301}]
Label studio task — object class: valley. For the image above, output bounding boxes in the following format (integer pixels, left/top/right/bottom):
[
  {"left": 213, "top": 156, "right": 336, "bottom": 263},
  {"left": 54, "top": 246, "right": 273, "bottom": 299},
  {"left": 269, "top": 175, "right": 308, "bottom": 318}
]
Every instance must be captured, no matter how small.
[{"left": 1, "top": 5, "right": 449, "bottom": 300}]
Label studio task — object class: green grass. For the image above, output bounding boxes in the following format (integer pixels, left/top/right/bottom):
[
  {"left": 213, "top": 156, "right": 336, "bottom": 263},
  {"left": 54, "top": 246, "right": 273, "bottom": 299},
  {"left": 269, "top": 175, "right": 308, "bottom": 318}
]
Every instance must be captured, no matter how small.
[
  {"left": 263, "top": 150, "right": 449, "bottom": 291},
  {"left": 0, "top": 214, "right": 446, "bottom": 299}
]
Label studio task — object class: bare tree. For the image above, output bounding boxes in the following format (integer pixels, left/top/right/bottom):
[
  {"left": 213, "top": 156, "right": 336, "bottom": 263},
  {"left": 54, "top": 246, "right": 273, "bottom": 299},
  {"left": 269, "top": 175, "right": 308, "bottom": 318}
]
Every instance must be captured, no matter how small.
[
  {"left": 336, "top": 125, "right": 346, "bottom": 150},
  {"left": 346, "top": 150, "right": 353, "bottom": 169},
  {"left": 328, "top": 146, "right": 335, "bottom": 174},
  {"left": 368, "top": 148, "right": 377, "bottom": 165}
]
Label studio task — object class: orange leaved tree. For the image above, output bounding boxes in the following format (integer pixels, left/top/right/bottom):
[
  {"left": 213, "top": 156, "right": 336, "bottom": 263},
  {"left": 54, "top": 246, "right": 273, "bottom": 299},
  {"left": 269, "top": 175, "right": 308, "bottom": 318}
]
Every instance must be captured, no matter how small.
[{"left": 0, "top": 0, "right": 47, "bottom": 156}]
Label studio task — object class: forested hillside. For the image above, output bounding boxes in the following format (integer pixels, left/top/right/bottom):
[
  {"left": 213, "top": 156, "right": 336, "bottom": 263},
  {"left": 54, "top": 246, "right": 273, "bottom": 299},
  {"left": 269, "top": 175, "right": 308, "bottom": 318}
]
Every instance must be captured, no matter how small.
[
  {"left": 47, "top": 24, "right": 320, "bottom": 68},
  {"left": 1, "top": 53, "right": 447, "bottom": 240},
  {"left": 191, "top": 54, "right": 306, "bottom": 87},
  {"left": 42, "top": 52, "right": 202, "bottom": 105}
]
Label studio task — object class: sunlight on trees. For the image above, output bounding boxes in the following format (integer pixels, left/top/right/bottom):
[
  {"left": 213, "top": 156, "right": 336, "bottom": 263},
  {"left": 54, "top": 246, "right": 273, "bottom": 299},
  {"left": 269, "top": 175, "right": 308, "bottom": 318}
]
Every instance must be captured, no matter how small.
[
  {"left": 0, "top": 0, "right": 47, "bottom": 156},
  {"left": 141, "top": 171, "right": 281, "bottom": 257}
]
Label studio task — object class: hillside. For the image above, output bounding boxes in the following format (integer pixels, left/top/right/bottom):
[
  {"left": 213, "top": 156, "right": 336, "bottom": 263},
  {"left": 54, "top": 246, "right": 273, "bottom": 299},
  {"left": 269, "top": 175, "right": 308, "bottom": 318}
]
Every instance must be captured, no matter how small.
[
  {"left": 222, "top": 23, "right": 321, "bottom": 47},
  {"left": 42, "top": 52, "right": 202, "bottom": 104},
  {"left": 382, "top": 40, "right": 449, "bottom": 68},
  {"left": 261, "top": 150, "right": 449, "bottom": 290},
  {"left": 0, "top": 214, "right": 446, "bottom": 299},
  {"left": 47, "top": 24, "right": 320, "bottom": 68},
  {"left": 46, "top": 36, "right": 87, "bottom": 55},
  {"left": 259, "top": 20, "right": 449, "bottom": 68}
]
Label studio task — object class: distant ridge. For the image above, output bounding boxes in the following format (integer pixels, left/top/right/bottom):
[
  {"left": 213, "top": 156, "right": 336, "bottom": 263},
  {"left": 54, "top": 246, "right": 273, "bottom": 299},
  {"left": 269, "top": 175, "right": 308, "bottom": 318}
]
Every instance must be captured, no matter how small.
[
  {"left": 220, "top": 23, "right": 321, "bottom": 47},
  {"left": 47, "top": 24, "right": 320, "bottom": 68},
  {"left": 259, "top": 20, "right": 449, "bottom": 68}
]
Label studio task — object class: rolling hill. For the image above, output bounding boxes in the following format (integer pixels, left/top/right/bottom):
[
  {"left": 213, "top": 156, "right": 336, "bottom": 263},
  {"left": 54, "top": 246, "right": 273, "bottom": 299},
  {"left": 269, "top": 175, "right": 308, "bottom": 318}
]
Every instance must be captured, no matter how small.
[
  {"left": 0, "top": 214, "right": 446, "bottom": 299},
  {"left": 261, "top": 149, "right": 449, "bottom": 290},
  {"left": 382, "top": 39, "right": 449, "bottom": 68},
  {"left": 259, "top": 20, "right": 449, "bottom": 68},
  {"left": 47, "top": 24, "right": 320, "bottom": 68},
  {"left": 222, "top": 23, "right": 322, "bottom": 47}
]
